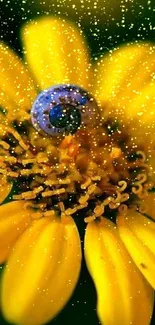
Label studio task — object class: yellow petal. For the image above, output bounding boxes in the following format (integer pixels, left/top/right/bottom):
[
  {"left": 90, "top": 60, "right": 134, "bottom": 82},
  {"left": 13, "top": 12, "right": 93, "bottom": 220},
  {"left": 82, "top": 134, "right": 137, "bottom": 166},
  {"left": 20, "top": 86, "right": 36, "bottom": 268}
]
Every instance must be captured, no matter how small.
[
  {"left": 22, "top": 17, "right": 92, "bottom": 90},
  {"left": 125, "top": 82, "right": 155, "bottom": 146},
  {"left": 0, "top": 201, "right": 32, "bottom": 264},
  {"left": 94, "top": 42, "right": 155, "bottom": 146},
  {"left": 94, "top": 43, "right": 150, "bottom": 117},
  {"left": 0, "top": 89, "right": 14, "bottom": 123},
  {"left": 117, "top": 211, "right": 155, "bottom": 289},
  {"left": 85, "top": 217, "right": 154, "bottom": 325},
  {"left": 2, "top": 215, "right": 81, "bottom": 325},
  {"left": 123, "top": 211, "right": 155, "bottom": 254},
  {"left": 0, "top": 182, "right": 12, "bottom": 204},
  {"left": 140, "top": 192, "right": 155, "bottom": 220},
  {"left": 0, "top": 43, "right": 37, "bottom": 121}
]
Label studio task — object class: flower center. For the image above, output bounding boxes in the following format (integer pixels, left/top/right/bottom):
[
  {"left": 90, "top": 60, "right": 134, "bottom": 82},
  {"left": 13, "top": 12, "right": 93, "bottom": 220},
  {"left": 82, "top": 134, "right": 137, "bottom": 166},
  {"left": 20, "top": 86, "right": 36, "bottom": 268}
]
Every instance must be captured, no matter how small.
[{"left": 0, "top": 85, "right": 153, "bottom": 222}]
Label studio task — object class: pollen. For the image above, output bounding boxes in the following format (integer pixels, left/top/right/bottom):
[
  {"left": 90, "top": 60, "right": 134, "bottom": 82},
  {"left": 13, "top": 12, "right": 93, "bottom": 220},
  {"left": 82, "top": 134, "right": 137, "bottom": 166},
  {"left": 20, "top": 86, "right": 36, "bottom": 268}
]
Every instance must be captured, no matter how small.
[
  {"left": 110, "top": 147, "right": 122, "bottom": 159},
  {"left": 0, "top": 117, "right": 153, "bottom": 223}
]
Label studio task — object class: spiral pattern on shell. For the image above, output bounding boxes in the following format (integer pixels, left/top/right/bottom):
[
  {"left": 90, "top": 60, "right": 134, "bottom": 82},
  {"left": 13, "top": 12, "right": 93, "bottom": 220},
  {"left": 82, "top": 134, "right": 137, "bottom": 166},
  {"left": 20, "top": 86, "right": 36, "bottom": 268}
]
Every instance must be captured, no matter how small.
[{"left": 31, "top": 84, "right": 100, "bottom": 136}]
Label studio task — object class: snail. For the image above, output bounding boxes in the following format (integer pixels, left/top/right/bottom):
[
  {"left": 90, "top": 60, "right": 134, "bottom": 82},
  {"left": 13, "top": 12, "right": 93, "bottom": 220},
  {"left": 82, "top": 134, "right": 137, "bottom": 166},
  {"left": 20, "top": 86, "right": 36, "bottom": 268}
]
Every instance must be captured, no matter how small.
[{"left": 31, "top": 84, "right": 101, "bottom": 136}]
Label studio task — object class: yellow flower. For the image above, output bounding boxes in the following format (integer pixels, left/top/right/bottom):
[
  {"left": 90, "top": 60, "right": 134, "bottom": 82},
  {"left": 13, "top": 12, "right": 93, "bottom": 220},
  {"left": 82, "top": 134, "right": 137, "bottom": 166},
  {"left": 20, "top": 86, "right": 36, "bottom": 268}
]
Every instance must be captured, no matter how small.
[{"left": 0, "top": 16, "right": 155, "bottom": 325}]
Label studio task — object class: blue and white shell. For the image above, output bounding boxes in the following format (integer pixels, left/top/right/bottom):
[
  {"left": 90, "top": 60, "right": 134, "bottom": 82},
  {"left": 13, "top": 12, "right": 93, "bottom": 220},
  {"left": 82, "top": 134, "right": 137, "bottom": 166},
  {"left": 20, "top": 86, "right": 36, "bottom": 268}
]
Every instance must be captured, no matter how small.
[{"left": 31, "top": 84, "right": 100, "bottom": 136}]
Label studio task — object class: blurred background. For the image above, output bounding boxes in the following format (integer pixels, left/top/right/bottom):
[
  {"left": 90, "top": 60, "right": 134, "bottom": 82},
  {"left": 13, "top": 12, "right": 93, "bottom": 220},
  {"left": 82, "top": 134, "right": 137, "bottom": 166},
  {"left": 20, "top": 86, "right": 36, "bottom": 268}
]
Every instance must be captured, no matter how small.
[
  {"left": 0, "top": 0, "right": 155, "bottom": 324},
  {"left": 1, "top": 0, "right": 155, "bottom": 58}
]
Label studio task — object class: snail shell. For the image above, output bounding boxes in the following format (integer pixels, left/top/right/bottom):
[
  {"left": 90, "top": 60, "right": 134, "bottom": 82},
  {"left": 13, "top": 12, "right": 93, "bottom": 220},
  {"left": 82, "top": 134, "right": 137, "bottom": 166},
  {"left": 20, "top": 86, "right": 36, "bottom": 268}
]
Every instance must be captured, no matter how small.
[{"left": 31, "top": 84, "right": 100, "bottom": 136}]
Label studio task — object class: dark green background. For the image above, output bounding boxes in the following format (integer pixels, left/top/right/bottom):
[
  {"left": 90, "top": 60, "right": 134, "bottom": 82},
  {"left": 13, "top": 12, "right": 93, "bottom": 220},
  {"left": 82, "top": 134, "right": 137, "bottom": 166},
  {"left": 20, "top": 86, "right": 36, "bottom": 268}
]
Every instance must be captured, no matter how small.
[{"left": 0, "top": 0, "right": 155, "bottom": 324}]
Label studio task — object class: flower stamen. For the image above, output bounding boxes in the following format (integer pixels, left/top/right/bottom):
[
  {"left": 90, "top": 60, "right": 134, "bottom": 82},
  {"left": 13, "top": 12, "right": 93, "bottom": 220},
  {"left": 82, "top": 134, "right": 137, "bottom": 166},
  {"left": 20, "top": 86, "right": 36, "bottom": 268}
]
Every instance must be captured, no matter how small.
[{"left": 0, "top": 117, "right": 153, "bottom": 223}]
